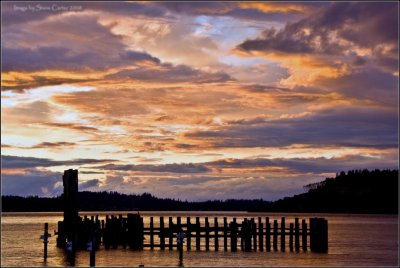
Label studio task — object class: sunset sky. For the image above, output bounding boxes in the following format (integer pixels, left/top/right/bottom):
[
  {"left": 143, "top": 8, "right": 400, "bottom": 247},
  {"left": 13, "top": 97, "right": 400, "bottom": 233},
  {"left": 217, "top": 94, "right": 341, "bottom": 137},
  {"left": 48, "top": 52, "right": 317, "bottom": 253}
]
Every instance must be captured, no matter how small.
[{"left": 1, "top": 1, "right": 398, "bottom": 201}]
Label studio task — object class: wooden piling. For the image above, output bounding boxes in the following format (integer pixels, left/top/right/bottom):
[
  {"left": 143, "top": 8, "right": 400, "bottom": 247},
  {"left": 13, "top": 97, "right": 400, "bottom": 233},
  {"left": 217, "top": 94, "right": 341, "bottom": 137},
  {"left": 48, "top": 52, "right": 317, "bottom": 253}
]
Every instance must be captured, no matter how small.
[
  {"left": 258, "top": 217, "right": 263, "bottom": 251},
  {"left": 43, "top": 223, "right": 49, "bottom": 260},
  {"left": 205, "top": 217, "right": 210, "bottom": 251},
  {"left": 281, "top": 217, "right": 285, "bottom": 251},
  {"left": 273, "top": 220, "right": 278, "bottom": 251},
  {"left": 122, "top": 218, "right": 127, "bottom": 249},
  {"left": 223, "top": 217, "right": 228, "bottom": 251},
  {"left": 196, "top": 217, "right": 200, "bottom": 250},
  {"left": 295, "top": 217, "right": 300, "bottom": 251},
  {"left": 230, "top": 218, "right": 238, "bottom": 252},
  {"left": 150, "top": 217, "right": 154, "bottom": 250},
  {"left": 104, "top": 216, "right": 110, "bottom": 249},
  {"left": 244, "top": 219, "right": 251, "bottom": 252},
  {"left": 160, "top": 217, "right": 165, "bottom": 250},
  {"left": 90, "top": 236, "right": 96, "bottom": 267},
  {"left": 240, "top": 219, "right": 245, "bottom": 251},
  {"left": 177, "top": 216, "right": 181, "bottom": 229},
  {"left": 289, "top": 223, "right": 294, "bottom": 251},
  {"left": 310, "top": 218, "right": 328, "bottom": 252},
  {"left": 265, "top": 217, "right": 270, "bottom": 251},
  {"left": 302, "top": 219, "right": 307, "bottom": 251},
  {"left": 186, "top": 217, "right": 191, "bottom": 250},
  {"left": 168, "top": 217, "right": 173, "bottom": 250},
  {"left": 56, "top": 221, "right": 65, "bottom": 247},
  {"left": 214, "top": 217, "right": 219, "bottom": 251},
  {"left": 178, "top": 236, "right": 183, "bottom": 265},
  {"left": 127, "top": 214, "right": 143, "bottom": 250},
  {"left": 251, "top": 218, "right": 257, "bottom": 251},
  {"left": 112, "top": 216, "right": 118, "bottom": 249}
]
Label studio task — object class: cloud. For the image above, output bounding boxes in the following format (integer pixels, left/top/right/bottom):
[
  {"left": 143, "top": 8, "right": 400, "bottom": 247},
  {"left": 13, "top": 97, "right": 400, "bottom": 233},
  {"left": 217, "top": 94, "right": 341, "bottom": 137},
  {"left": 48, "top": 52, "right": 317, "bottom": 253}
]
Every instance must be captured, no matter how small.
[
  {"left": 40, "top": 123, "right": 99, "bottom": 132},
  {"left": 2, "top": 46, "right": 160, "bottom": 73},
  {"left": 2, "top": 101, "right": 52, "bottom": 124},
  {"left": 2, "top": 11, "right": 161, "bottom": 75},
  {"left": 106, "top": 63, "right": 233, "bottom": 83},
  {"left": 206, "top": 155, "right": 398, "bottom": 174},
  {"left": 1, "top": 169, "right": 61, "bottom": 196},
  {"left": 97, "top": 163, "right": 210, "bottom": 173},
  {"left": 234, "top": 2, "right": 398, "bottom": 89},
  {"left": 2, "top": 142, "right": 77, "bottom": 149},
  {"left": 1, "top": 73, "right": 95, "bottom": 92},
  {"left": 79, "top": 179, "right": 101, "bottom": 190},
  {"left": 29, "top": 142, "right": 76, "bottom": 149},
  {"left": 237, "top": 2, "right": 397, "bottom": 55},
  {"left": 1, "top": 144, "right": 13, "bottom": 148},
  {"left": 184, "top": 106, "right": 398, "bottom": 149},
  {"left": 315, "top": 67, "right": 398, "bottom": 107},
  {"left": 1, "top": 155, "right": 115, "bottom": 169},
  {"left": 154, "top": 2, "right": 315, "bottom": 22}
]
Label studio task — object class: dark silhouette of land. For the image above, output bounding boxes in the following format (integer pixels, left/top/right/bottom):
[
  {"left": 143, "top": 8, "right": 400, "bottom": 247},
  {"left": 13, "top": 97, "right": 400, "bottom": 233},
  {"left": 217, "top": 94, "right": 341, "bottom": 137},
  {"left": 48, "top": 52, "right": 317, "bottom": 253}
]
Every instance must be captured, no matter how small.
[{"left": 2, "top": 169, "right": 398, "bottom": 214}]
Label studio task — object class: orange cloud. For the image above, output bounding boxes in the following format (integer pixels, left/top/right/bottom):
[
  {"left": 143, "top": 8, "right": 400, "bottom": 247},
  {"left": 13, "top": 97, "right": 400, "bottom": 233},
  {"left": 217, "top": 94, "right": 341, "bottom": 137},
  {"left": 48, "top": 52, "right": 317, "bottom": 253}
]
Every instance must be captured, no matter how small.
[
  {"left": 239, "top": 2, "right": 312, "bottom": 14},
  {"left": 234, "top": 48, "right": 349, "bottom": 87}
]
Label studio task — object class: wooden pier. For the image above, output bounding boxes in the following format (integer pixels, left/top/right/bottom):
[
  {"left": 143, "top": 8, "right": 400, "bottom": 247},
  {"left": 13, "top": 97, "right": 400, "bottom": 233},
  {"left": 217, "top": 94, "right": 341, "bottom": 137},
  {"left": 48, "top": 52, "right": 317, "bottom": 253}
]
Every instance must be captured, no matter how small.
[{"left": 55, "top": 169, "right": 329, "bottom": 254}]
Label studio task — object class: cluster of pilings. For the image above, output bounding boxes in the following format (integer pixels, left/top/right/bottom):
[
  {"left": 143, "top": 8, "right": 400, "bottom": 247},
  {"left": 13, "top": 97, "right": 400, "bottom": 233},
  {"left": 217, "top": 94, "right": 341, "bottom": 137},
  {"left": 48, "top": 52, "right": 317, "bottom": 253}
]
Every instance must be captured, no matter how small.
[
  {"left": 55, "top": 169, "right": 328, "bottom": 254},
  {"left": 56, "top": 214, "right": 328, "bottom": 253},
  {"left": 56, "top": 213, "right": 144, "bottom": 250}
]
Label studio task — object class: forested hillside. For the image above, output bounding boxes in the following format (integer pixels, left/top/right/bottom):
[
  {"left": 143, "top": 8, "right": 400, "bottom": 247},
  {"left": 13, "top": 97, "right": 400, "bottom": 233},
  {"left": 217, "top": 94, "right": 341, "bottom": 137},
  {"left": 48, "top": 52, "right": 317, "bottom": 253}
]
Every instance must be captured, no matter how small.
[{"left": 2, "top": 169, "right": 397, "bottom": 213}]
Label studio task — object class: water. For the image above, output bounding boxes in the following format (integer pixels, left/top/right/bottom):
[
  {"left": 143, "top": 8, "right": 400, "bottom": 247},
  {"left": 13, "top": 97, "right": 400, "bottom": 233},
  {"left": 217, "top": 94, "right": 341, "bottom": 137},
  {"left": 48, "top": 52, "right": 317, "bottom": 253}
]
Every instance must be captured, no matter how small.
[{"left": 1, "top": 212, "right": 398, "bottom": 267}]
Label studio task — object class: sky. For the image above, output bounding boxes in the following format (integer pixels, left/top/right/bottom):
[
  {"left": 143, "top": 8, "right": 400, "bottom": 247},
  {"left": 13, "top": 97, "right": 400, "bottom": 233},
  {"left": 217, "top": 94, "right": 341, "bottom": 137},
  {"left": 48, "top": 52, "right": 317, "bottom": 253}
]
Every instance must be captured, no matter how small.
[{"left": 1, "top": 1, "right": 398, "bottom": 201}]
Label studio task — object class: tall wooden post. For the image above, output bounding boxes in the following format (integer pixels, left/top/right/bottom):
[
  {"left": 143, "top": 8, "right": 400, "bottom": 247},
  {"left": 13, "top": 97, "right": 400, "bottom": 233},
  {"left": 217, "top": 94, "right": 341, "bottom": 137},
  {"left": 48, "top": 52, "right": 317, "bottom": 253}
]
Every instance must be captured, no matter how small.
[{"left": 63, "top": 169, "right": 79, "bottom": 247}]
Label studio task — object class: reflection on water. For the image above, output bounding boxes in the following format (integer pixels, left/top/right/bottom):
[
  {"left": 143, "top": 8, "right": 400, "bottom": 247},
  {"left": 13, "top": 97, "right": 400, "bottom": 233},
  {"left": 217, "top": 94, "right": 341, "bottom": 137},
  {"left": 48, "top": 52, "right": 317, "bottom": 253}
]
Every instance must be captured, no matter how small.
[{"left": 1, "top": 212, "right": 398, "bottom": 267}]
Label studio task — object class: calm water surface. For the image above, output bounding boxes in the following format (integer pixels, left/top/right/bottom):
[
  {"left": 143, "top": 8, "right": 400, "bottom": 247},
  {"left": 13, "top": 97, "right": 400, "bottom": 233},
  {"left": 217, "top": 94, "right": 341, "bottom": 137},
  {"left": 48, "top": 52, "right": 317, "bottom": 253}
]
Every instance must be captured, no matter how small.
[{"left": 1, "top": 212, "right": 398, "bottom": 267}]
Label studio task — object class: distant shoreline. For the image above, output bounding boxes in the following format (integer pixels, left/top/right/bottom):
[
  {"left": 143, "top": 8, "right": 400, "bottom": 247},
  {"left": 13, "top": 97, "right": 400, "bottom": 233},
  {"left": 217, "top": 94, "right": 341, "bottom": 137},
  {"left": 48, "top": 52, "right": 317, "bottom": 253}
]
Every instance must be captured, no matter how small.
[
  {"left": 2, "top": 169, "right": 398, "bottom": 214},
  {"left": 1, "top": 211, "right": 398, "bottom": 216}
]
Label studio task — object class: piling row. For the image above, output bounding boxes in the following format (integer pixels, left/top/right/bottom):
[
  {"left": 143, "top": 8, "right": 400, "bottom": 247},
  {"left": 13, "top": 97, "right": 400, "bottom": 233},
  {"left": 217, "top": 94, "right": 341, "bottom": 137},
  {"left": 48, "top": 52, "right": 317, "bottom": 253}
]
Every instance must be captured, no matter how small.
[{"left": 56, "top": 215, "right": 328, "bottom": 252}]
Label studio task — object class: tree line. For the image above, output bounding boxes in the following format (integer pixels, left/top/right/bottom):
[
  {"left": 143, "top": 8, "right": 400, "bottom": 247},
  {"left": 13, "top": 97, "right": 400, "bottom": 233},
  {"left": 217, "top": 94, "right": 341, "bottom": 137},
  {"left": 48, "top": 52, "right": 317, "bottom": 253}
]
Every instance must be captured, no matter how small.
[{"left": 2, "top": 169, "right": 398, "bottom": 213}]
